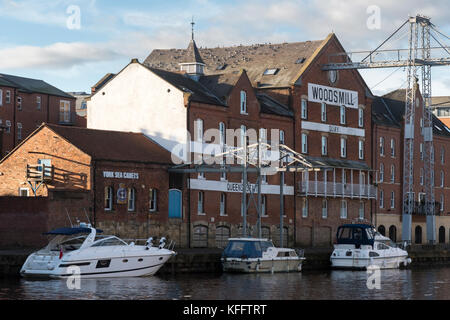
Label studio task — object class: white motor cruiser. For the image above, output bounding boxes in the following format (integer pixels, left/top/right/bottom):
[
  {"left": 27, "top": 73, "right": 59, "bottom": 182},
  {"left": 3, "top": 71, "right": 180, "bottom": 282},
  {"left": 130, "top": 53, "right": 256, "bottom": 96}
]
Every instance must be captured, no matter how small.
[
  {"left": 330, "top": 224, "right": 411, "bottom": 269},
  {"left": 20, "top": 223, "right": 176, "bottom": 278},
  {"left": 221, "top": 238, "right": 305, "bottom": 273}
]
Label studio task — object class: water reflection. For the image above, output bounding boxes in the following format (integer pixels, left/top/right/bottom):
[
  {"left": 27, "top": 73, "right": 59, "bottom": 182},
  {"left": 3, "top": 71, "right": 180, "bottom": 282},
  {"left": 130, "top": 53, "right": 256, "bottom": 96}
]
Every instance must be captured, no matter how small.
[{"left": 1, "top": 267, "right": 449, "bottom": 300}]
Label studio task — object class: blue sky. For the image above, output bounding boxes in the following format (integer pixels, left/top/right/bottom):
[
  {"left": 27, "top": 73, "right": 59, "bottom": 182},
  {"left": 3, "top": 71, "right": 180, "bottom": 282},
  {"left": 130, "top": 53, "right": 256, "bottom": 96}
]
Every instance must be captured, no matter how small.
[{"left": 0, "top": 0, "right": 449, "bottom": 96}]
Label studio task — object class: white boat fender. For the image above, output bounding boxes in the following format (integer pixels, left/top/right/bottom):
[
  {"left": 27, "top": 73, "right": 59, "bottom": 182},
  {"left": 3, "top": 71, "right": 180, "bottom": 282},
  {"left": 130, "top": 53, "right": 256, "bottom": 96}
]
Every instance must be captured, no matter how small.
[
  {"left": 145, "top": 237, "right": 154, "bottom": 250},
  {"left": 159, "top": 237, "right": 166, "bottom": 249}
]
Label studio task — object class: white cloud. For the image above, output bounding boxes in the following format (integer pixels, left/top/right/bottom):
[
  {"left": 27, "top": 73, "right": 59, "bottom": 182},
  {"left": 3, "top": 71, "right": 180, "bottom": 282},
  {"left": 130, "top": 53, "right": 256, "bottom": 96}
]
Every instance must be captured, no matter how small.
[{"left": 0, "top": 42, "right": 120, "bottom": 70}]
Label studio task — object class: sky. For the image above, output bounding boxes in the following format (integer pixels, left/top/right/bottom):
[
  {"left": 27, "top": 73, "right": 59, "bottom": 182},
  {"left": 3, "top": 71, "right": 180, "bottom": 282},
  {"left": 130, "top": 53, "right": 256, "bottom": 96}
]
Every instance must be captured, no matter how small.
[{"left": 0, "top": 0, "right": 448, "bottom": 96}]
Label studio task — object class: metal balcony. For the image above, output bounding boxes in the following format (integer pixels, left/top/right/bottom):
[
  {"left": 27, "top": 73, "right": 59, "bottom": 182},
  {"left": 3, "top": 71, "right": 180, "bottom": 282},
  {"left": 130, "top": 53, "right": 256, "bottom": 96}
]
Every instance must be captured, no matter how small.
[{"left": 298, "top": 181, "right": 377, "bottom": 199}]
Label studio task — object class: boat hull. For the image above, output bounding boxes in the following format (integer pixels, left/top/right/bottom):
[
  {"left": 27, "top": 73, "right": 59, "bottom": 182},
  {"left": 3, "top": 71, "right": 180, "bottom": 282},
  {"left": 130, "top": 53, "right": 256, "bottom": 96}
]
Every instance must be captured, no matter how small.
[
  {"left": 222, "top": 258, "right": 305, "bottom": 273},
  {"left": 330, "top": 255, "right": 411, "bottom": 270},
  {"left": 21, "top": 250, "right": 174, "bottom": 279}
]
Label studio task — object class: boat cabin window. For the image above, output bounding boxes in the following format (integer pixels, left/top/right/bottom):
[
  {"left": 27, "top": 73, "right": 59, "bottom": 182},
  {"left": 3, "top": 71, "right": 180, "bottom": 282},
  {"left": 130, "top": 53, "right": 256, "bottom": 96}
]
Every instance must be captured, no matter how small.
[
  {"left": 92, "top": 237, "right": 127, "bottom": 247},
  {"left": 377, "top": 243, "right": 389, "bottom": 250},
  {"left": 49, "top": 235, "right": 88, "bottom": 251},
  {"left": 223, "top": 240, "right": 273, "bottom": 259}
]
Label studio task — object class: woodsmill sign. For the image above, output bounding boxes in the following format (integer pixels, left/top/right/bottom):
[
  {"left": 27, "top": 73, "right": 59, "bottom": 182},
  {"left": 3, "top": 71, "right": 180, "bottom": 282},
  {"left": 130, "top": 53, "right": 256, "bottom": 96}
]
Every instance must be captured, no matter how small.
[{"left": 308, "top": 83, "right": 358, "bottom": 109}]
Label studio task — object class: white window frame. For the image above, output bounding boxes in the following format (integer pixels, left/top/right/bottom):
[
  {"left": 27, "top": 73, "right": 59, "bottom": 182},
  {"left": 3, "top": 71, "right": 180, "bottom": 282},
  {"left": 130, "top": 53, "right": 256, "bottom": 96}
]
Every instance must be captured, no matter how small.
[
  {"left": 441, "top": 147, "right": 445, "bottom": 165},
  {"left": 390, "top": 191, "right": 395, "bottom": 209},
  {"left": 420, "top": 143, "right": 423, "bottom": 160},
  {"left": 302, "top": 198, "right": 308, "bottom": 218},
  {"left": 262, "top": 195, "right": 268, "bottom": 217},
  {"left": 301, "top": 133, "right": 308, "bottom": 154},
  {"left": 440, "top": 194, "right": 444, "bottom": 212},
  {"left": 105, "top": 186, "right": 113, "bottom": 211},
  {"left": 301, "top": 99, "right": 307, "bottom": 119},
  {"left": 358, "top": 108, "right": 364, "bottom": 127},
  {"left": 240, "top": 90, "right": 247, "bottom": 114},
  {"left": 358, "top": 140, "right": 364, "bottom": 160},
  {"left": 17, "top": 96, "right": 22, "bottom": 110},
  {"left": 380, "top": 137, "right": 385, "bottom": 156},
  {"left": 321, "top": 136, "right": 328, "bottom": 156},
  {"left": 279, "top": 130, "right": 285, "bottom": 145},
  {"left": 127, "top": 188, "right": 136, "bottom": 212},
  {"left": 391, "top": 165, "right": 395, "bottom": 183},
  {"left": 391, "top": 138, "right": 395, "bottom": 157},
  {"left": 5, "top": 90, "right": 10, "bottom": 104},
  {"left": 36, "top": 96, "right": 41, "bottom": 110},
  {"left": 340, "top": 106, "right": 346, "bottom": 124},
  {"left": 321, "top": 103, "right": 326, "bottom": 122},
  {"left": 379, "top": 190, "right": 384, "bottom": 208},
  {"left": 219, "top": 122, "right": 226, "bottom": 145},
  {"left": 19, "top": 188, "right": 29, "bottom": 197},
  {"left": 359, "top": 201, "right": 364, "bottom": 220},
  {"left": 441, "top": 171, "right": 444, "bottom": 188},
  {"left": 220, "top": 193, "right": 227, "bottom": 216},
  {"left": 149, "top": 188, "right": 157, "bottom": 212},
  {"left": 240, "top": 125, "right": 247, "bottom": 147},
  {"left": 59, "top": 100, "right": 71, "bottom": 123},
  {"left": 198, "top": 191, "right": 205, "bottom": 215},
  {"left": 340, "top": 200, "right": 347, "bottom": 219},
  {"left": 195, "top": 118, "right": 203, "bottom": 142},
  {"left": 0, "top": 89, "right": 2, "bottom": 106},
  {"left": 322, "top": 199, "right": 328, "bottom": 219},
  {"left": 420, "top": 168, "right": 424, "bottom": 185},
  {"left": 340, "top": 137, "right": 347, "bottom": 158},
  {"left": 17, "top": 122, "right": 22, "bottom": 140}
]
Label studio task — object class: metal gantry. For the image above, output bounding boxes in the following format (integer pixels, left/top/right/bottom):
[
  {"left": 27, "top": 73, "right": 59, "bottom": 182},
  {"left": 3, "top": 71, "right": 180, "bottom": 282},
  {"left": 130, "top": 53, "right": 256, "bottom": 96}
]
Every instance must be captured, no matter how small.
[
  {"left": 169, "top": 139, "right": 317, "bottom": 247},
  {"left": 323, "top": 15, "right": 450, "bottom": 243}
]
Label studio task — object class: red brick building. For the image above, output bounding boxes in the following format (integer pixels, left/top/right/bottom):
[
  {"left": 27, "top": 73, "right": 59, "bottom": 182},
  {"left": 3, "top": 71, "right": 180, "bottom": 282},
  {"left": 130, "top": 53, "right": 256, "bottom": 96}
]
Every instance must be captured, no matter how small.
[
  {"left": 0, "top": 73, "right": 76, "bottom": 158},
  {"left": 372, "top": 87, "right": 450, "bottom": 244},
  {"left": 0, "top": 124, "right": 184, "bottom": 244}
]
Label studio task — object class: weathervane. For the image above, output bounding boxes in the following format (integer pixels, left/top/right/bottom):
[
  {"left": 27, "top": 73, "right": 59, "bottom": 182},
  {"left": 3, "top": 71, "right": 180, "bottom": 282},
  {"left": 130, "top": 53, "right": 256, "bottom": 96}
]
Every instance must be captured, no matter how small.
[{"left": 191, "top": 16, "right": 195, "bottom": 40}]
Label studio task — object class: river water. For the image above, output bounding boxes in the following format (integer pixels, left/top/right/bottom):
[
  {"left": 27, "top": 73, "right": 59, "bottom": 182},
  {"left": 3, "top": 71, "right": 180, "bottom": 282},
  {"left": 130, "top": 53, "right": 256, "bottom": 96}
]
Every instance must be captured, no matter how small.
[{"left": 0, "top": 267, "right": 449, "bottom": 300}]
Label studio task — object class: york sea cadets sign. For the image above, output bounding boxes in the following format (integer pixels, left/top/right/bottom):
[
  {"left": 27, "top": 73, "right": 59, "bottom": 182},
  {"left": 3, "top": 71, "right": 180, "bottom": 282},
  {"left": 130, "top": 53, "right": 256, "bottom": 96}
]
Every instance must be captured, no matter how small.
[
  {"left": 308, "top": 83, "right": 358, "bottom": 109},
  {"left": 103, "top": 171, "right": 139, "bottom": 179}
]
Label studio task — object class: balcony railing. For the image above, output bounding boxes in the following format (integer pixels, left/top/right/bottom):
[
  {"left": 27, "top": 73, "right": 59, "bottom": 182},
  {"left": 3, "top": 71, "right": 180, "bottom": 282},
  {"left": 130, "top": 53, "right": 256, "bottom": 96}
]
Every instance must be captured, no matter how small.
[
  {"left": 298, "top": 181, "right": 377, "bottom": 199},
  {"left": 406, "top": 201, "right": 442, "bottom": 216}
]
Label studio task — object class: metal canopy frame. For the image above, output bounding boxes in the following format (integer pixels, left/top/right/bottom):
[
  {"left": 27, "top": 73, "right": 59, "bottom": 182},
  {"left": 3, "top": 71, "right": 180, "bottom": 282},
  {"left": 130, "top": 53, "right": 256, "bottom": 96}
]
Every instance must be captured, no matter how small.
[{"left": 169, "top": 140, "right": 319, "bottom": 247}]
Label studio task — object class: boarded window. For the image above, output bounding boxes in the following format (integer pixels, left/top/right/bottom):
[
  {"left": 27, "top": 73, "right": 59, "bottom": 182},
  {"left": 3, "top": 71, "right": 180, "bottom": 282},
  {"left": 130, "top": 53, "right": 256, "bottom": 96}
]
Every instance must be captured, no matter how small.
[
  {"left": 193, "top": 225, "right": 208, "bottom": 248},
  {"left": 215, "top": 226, "right": 230, "bottom": 248}
]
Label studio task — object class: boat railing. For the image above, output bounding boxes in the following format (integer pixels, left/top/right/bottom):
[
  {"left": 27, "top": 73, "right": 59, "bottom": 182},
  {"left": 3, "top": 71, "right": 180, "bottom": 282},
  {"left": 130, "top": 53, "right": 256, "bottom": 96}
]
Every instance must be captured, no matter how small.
[{"left": 122, "top": 238, "right": 176, "bottom": 250}]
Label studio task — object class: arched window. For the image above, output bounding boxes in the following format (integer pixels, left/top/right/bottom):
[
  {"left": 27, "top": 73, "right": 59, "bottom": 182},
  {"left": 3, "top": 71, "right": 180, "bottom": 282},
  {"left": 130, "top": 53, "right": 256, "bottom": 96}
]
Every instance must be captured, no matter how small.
[
  {"left": 215, "top": 226, "right": 230, "bottom": 248},
  {"left": 193, "top": 225, "right": 208, "bottom": 248},
  {"left": 389, "top": 225, "right": 397, "bottom": 242},
  {"left": 415, "top": 226, "right": 422, "bottom": 244},
  {"left": 261, "top": 226, "right": 271, "bottom": 239},
  {"left": 439, "top": 226, "right": 446, "bottom": 244},
  {"left": 240, "top": 91, "right": 247, "bottom": 114},
  {"left": 378, "top": 225, "right": 386, "bottom": 236}
]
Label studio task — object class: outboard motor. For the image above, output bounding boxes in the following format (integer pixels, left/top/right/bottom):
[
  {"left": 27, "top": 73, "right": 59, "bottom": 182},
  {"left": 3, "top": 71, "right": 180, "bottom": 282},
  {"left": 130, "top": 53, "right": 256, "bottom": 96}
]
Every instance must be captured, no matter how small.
[
  {"left": 145, "top": 237, "right": 154, "bottom": 250},
  {"left": 159, "top": 237, "right": 166, "bottom": 249}
]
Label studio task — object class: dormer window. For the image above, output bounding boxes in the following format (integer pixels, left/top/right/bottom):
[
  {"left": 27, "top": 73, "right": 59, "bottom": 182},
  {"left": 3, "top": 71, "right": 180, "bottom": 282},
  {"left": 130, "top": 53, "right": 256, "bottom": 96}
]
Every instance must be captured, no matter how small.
[
  {"left": 263, "top": 68, "right": 279, "bottom": 75},
  {"left": 240, "top": 91, "right": 247, "bottom": 114}
]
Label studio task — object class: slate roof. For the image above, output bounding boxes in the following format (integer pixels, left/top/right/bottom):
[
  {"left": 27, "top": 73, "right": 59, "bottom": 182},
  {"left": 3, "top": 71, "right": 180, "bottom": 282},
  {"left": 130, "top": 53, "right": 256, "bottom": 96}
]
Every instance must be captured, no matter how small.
[
  {"left": 46, "top": 124, "right": 175, "bottom": 164},
  {"left": 0, "top": 73, "right": 73, "bottom": 98},
  {"left": 304, "top": 156, "right": 371, "bottom": 170},
  {"left": 256, "top": 93, "right": 293, "bottom": 118},
  {"left": 181, "top": 40, "right": 205, "bottom": 64},
  {"left": 145, "top": 66, "right": 225, "bottom": 106},
  {"left": 372, "top": 89, "right": 450, "bottom": 137},
  {"left": 144, "top": 38, "right": 326, "bottom": 88},
  {"left": 91, "top": 73, "right": 115, "bottom": 93}
]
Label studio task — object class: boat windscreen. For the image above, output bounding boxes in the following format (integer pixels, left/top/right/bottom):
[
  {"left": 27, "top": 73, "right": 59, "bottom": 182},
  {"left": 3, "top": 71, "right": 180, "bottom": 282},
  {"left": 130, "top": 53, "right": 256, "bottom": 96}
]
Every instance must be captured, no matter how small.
[{"left": 223, "top": 241, "right": 269, "bottom": 258}]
